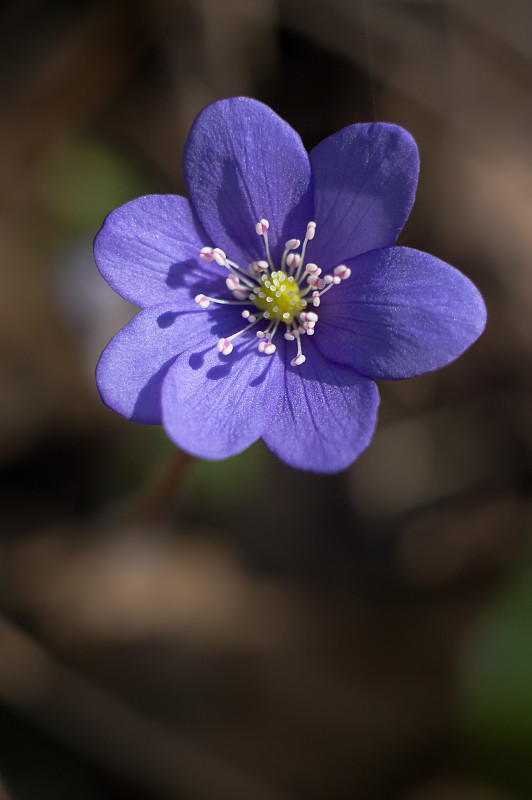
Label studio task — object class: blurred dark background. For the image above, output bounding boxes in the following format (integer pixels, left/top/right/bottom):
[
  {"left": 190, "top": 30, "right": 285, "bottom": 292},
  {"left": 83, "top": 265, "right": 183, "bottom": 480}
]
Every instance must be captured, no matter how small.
[{"left": 1, "top": 0, "right": 531, "bottom": 798}]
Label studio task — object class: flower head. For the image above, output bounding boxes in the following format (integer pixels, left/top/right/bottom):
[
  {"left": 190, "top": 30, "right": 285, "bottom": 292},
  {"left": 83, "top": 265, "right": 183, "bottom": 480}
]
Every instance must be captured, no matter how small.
[{"left": 95, "top": 97, "right": 486, "bottom": 473}]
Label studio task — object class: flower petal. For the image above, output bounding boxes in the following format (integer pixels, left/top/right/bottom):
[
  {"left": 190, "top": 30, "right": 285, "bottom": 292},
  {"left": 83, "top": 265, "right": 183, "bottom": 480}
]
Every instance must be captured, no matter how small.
[
  {"left": 183, "top": 97, "right": 314, "bottom": 268},
  {"left": 309, "top": 123, "right": 419, "bottom": 268},
  {"left": 161, "top": 335, "right": 284, "bottom": 460},
  {"left": 315, "top": 247, "right": 487, "bottom": 380},
  {"left": 262, "top": 339, "right": 379, "bottom": 474},
  {"left": 96, "top": 302, "right": 240, "bottom": 424},
  {"left": 94, "top": 194, "right": 222, "bottom": 307}
]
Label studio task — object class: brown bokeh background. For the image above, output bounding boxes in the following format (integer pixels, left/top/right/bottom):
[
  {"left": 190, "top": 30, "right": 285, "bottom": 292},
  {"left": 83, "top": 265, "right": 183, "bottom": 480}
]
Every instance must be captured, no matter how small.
[{"left": 1, "top": 1, "right": 531, "bottom": 799}]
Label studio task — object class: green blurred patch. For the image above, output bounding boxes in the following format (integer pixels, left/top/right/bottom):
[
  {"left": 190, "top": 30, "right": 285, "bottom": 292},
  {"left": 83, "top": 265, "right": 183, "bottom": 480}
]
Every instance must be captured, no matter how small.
[
  {"left": 457, "top": 559, "right": 532, "bottom": 797},
  {"left": 40, "top": 139, "right": 151, "bottom": 232},
  {"left": 185, "top": 440, "right": 267, "bottom": 512}
]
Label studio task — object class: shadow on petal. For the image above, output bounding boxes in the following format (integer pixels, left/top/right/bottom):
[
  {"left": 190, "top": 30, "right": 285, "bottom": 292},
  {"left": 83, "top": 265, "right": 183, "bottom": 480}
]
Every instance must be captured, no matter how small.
[
  {"left": 189, "top": 351, "right": 208, "bottom": 370},
  {"left": 186, "top": 337, "right": 279, "bottom": 385},
  {"left": 131, "top": 356, "right": 177, "bottom": 422},
  {"left": 157, "top": 311, "right": 181, "bottom": 328},
  {"left": 206, "top": 362, "right": 232, "bottom": 380},
  {"left": 249, "top": 358, "right": 272, "bottom": 387}
]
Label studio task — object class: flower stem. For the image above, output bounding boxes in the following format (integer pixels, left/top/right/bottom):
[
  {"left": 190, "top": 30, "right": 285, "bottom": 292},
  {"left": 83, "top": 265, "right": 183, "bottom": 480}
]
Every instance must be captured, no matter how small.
[{"left": 127, "top": 448, "right": 194, "bottom": 527}]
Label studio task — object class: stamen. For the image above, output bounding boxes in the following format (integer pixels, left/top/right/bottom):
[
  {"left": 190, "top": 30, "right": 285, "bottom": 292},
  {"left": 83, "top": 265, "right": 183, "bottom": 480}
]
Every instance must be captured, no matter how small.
[
  {"left": 334, "top": 264, "right": 351, "bottom": 280},
  {"left": 194, "top": 294, "right": 210, "bottom": 309},
  {"left": 195, "top": 294, "right": 249, "bottom": 307},
  {"left": 199, "top": 244, "right": 259, "bottom": 288},
  {"left": 255, "top": 218, "right": 274, "bottom": 269},
  {"left": 223, "top": 259, "right": 258, "bottom": 288},
  {"left": 218, "top": 314, "right": 266, "bottom": 356},
  {"left": 249, "top": 260, "right": 269, "bottom": 277},
  {"left": 217, "top": 338, "right": 233, "bottom": 355},
  {"left": 291, "top": 354, "right": 306, "bottom": 366},
  {"left": 280, "top": 238, "right": 300, "bottom": 271},
  {"left": 286, "top": 252, "right": 300, "bottom": 274},
  {"left": 212, "top": 248, "right": 227, "bottom": 266},
  {"left": 285, "top": 238, "right": 300, "bottom": 249},
  {"left": 290, "top": 329, "right": 306, "bottom": 367},
  {"left": 232, "top": 289, "right": 251, "bottom": 300},
  {"left": 258, "top": 340, "right": 276, "bottom": 355},
  {"left": 295, "top": 221, "right": 316, "bottom": 282}
]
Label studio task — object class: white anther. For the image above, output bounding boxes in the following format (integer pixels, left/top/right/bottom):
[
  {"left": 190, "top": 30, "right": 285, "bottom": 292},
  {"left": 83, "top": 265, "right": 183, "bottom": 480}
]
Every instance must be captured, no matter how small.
[
  {"left": 305, "top": 311, "right": 318, "bottom": 322},
  {"left": 255, "top": 219, "right": 269, "bottom": 235},
  {"left": 226, "top": 276, "right": 240, "bottom": 291},
  {"left": 242, "top": 309, "right": 250, "bottom": 319},
  {"left": 194, "top": 294, "right": 210, "bottom": 309},
  {"left": 307, "top": 274, "right": 319, "bottom": 286},
  {"left": 263, "top": 343, "right": 276, "bottom": 355},
  {"left": 323, "top": 274, "right": 334, "bottom": 285},
  {"left": 312, "top": 292, "right": 320, "bottom": 307},
  {"left": 285, "top": 238, "right": 300, "bottom": 250},
  {"left": 284, "top": 332, "right": 295, "bottom": 341},
  {"left": 291, "top": 354, "right": 306, "bottom": 366},
  {"left": 256, "top": 330, "right": 266, "bottom": 339},
  {"left": 200, "top": 247, "right": 214, "bottom": 262},
  {"left": 306, "top": 222, "right": 316, "bottom": 240},
  {"left": 212, "top": 248, "right": 227, "bottom": 266},
  {"left": 232, "top": 290, "right": 249, "bottom": 300},
  {"left": 306, "top": 328, "right": 315, "bottom": 336},
  {"left": 217, "top": 338, "right": 233, "bottom": 355},
  {"left": 249, "top": 260, "right": 269, "bottom": 276},
  {"left": 286, "top": 253, "right": 300, "bottom": 269},
  {"left": 334, "top": 264, "right": 352, "bottom": 280},
  {"left": 305, "top": 263, "right": 319, "bottom": 274}
]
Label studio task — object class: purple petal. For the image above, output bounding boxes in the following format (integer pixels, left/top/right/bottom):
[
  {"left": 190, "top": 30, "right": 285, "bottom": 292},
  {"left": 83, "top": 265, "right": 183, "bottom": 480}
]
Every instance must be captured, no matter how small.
[
  {"left": 262, "top": 339, "right": 379, "bottom": 474},
  {"left": 183, "top": 97, "right": 314, "bottom": 268},
  {"left": 308, "top": 123, "right": 419, "bottom": 268},
  {"left": 94, "top": 194, "right": 223, "bottom": 307},
  {"left": 315, "top": 247, "right": 487, "bottom": 380},
  {"left": 161, "top": 336, "right": 284, "bottom": 460},
  {"left": 96, "top": 302, "right": 240, "bottom": 424}
]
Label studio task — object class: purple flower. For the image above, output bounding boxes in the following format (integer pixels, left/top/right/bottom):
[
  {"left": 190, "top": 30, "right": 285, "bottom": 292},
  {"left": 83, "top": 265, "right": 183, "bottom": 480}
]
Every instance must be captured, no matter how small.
[{"left": 95, "top": 97, "right": 486, "bottom": 474}]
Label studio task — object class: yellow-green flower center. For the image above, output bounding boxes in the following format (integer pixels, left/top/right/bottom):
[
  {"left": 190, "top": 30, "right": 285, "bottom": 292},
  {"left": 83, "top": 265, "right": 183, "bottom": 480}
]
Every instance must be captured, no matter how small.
[{"left": 251, "top": 270, "right": 307, "bottom": 323}]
